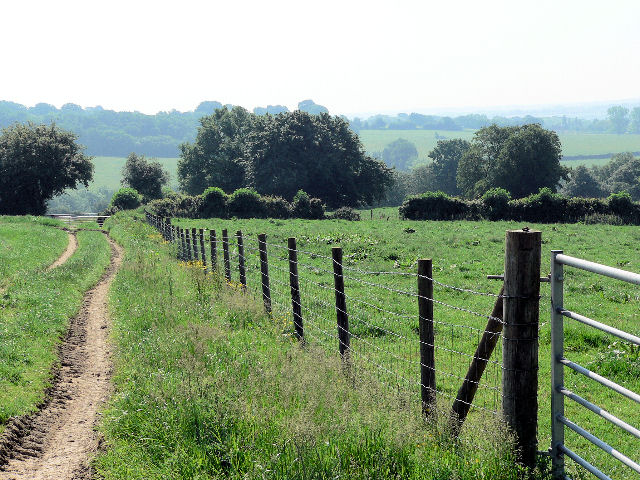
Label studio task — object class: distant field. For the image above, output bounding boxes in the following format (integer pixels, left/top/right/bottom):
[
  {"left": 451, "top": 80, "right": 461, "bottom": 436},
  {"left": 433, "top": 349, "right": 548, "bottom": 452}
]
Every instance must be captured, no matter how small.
[
  {"left": 357, "top": 129, "right": 640, "bottom": 167},
  {"left": 87, "top": 156, "right": 179, "bottom": 192}
]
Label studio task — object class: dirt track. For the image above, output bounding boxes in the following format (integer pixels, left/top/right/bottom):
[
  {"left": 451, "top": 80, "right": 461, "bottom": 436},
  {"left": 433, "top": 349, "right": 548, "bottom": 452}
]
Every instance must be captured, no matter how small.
[
  {"left": 47, "top": 231, "right": 78, "bottom": 271},
  {"left": 0, "top": 234, "right": 122, "bottom": 480}
]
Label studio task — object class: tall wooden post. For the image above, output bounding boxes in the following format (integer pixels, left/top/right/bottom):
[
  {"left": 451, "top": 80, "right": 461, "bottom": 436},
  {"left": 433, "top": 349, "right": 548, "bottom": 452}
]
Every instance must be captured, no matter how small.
[
  {"left": 210, "top": 230, "right": 217, "bottom": 272},
  {"left": 288, "top": 237, "right": 303, "bottom": 340},
  {"left": 179, "top": 228, "right": 186, "bottom": 260},
  {"left": 199, "top": 229, "right": 206, "bottom": 269},
  {"left": 502, "top": 228, "right": 541, "bottom": 470},
  {"left": 258, "top": 234, "right": 272, "bottom": 314},
  {"left": 222, "top": 229, "right": 231, "bottom": 281},
  {"left": 332, "top": 247, "right": 350, "bottom": 356},
  {"left": 236, "top": 230, "right": 246, "bottom": 288},
  {"left": 418, "top": 259, "right": 436, "bottom": 416},
  {"left": 191, "top": 228, "right": 199, "bottom": 262}
]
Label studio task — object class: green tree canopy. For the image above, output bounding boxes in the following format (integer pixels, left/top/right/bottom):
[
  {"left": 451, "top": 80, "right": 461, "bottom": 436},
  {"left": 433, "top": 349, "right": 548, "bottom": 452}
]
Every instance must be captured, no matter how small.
[
  {"left": 382, "top": 138, "right": 418, "bottom": 171},
  {"left": 0, "top": 122, "right": 93, "bottom": 215},
  {"left": 456, "top": 124, "right": 566, "bottom": 198},
  {"left": 427, "top": 138, "right": 470, "bottom": 195},
  {"left": 122, "top": 152, "right": 169, "bottom": 201},
  {"left": 178, "top": 109, "right": 392, "bottom": 208},
  {"left": 561, "top": 165, "right": 605, "bottom": 198}
]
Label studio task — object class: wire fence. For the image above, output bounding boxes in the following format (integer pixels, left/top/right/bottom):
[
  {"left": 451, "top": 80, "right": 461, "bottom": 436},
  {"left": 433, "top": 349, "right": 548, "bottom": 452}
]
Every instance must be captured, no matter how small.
[{"left": 144, "top": 213, "right": 545, "bottom": 437}]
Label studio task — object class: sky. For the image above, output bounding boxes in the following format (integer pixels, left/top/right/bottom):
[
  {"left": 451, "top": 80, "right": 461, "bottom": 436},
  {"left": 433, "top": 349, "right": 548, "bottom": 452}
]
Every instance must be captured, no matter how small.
[{"left": 1, "top": 0, "right": 639, "bottom": 117}]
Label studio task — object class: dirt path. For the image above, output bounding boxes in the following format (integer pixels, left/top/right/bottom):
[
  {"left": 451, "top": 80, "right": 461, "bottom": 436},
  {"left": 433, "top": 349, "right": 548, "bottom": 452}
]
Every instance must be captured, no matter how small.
[
  {"left": 0, "top": 234, "right": 122, "bottom": 480},
  {"left": 47, "top": 231, "right": 78, "bottom": 271}
]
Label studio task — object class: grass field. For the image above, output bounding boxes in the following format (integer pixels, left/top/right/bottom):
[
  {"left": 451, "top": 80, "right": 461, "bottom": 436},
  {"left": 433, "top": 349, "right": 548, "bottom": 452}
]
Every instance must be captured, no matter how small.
[
  {"left": 0, "top": 220, "right": 111, "bottom": 432},
  {"left": 0, "top": 216, "right": 69, "bottom": 290},
  {"left": 167, "top": 214, "right": 640, "bottom": 479},
  {"left": 99, "top": 212, "right": 525, "bottom": 479}
]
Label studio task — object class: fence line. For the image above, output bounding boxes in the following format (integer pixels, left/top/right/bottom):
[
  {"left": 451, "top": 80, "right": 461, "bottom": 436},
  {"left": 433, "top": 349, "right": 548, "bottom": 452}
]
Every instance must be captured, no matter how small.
[{"left": 145, "top": 212, "right": 543, "bottom": 467}]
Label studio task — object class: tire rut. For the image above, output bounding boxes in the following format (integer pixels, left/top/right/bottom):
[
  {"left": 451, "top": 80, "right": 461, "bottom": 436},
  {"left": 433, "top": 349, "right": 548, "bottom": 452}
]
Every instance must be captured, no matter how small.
[{"left": 0, "top": 233, "right": 122, "bottom": 480}]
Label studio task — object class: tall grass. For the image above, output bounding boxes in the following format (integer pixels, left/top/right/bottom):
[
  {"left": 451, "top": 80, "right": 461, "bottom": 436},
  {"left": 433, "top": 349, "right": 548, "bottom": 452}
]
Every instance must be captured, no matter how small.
[{"left": 98, "top": 212, "right": 526, "bottom": 479}]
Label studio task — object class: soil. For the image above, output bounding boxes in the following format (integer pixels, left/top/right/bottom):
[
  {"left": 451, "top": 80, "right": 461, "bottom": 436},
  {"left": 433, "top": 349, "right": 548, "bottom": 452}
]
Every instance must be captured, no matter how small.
[
  {"left": 47, "top": 231, "right": 78, "bottom": 271},
  {"left": 0, "top": 234, "right": 122, "bottom": 480}
]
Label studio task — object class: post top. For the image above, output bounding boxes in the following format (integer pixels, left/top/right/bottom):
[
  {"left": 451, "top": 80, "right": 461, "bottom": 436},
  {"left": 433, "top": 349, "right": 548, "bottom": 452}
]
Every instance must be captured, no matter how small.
[{"left": 506, "top": 228, "right": 541, "bottom": 234}]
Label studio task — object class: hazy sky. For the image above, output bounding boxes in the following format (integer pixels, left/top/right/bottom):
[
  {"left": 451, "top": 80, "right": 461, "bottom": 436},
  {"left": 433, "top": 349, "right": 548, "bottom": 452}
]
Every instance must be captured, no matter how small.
[{"left": 1, "top": 0, "right": 638, "bottom": 116}]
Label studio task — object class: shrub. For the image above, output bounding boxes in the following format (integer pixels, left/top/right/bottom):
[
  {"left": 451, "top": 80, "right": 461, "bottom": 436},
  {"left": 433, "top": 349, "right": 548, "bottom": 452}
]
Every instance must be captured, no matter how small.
[
  {"left": 607, "top": 191, "right": 633, "bottom": 216},
  {"left": 110, "top": 188, "right": 141, "bottom": 211},
  {"left": 399, "top": 191, "right": 468, "bottom": 220},
  {"left": 330, "top": 207, "right": 361, "bottom": 221},
  {"left": 509, "top": 187, "right": 567, "bottom": 223},
  {"left": 481, "top": 188, "right": 511, "bottom": 220},
  {"left": 263, "top": 196, "right": 292, "bottom": 219},
  {"left": 147, "top": 192, "right": 201, "bottom": 218},
  {"left": 200, "top": 187, "right": 228, "bottom": 218},
  {"left": 228, "top": 188, "right": 265, "bottom": 218},
  {"left": 566, "top": 197, "right": 609, "bottom": 221},
  {"left": 292, "top": 190, "right": 325, "bottom": 219}
]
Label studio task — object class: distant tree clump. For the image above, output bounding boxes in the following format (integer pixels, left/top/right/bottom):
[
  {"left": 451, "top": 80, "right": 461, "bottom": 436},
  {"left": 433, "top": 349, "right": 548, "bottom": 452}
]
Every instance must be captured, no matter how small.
[
  {"left": 121, "top": 152, "right": 169, "bottom": 202},
  {"left": 456, "top": 124, "right": 567, "bottom": 198},
  {"left": 109, "top": 187, "right": 142, "bottom": 211},
  {"left": 179, "top": 108, "right": 392, "bottom": 208},
  {"left": 297, "top": 99, "right": 329, "bottom": 115},
  {"left": 382, "top": 138, "right": 418, "bottom": 171},
  {"left": 561, "top": 165, "right": 605, "bottom": 198},
  {"left": 0, "top": 122, "right": 93, "bottom": 215},
  {"left": 607, "top": 106, "right": 630, "bottom": 134},
  {"left": 427, "top": 138, "right": 470, "bottom": 196}
]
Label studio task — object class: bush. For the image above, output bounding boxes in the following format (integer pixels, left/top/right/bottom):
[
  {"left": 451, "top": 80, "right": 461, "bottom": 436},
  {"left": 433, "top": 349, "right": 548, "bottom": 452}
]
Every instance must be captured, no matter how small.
[
  {"left": 330, "top": 207, "right": 361, "bottom": 221},
  {"left": 399, "top": 191, "right": 468, "bottom": 220},
  {"left": 292, "top": 190, "right": 325, "bottom": 219},
  {"left": 110, "top": 188, "right": 141, "bottom": 211},
  {"left": 147, "top": 192, "right": 201, "bottom": 218},
  {"left": 608, "top": 191, "right": 633, "bottom": 216},
  {"left": 200, "top": 187, "right": 228, "bottom": 218},
  {"left": 481, "top": 188, "right": 511, "bottom": 220},
  {"left": 228, "top": 188, "right": 265, "bottom": 218},
  {"left": 509, "top": 187, "right": 567, "bottom": 223},
  {"left": 263, "top": 196, "right": 292, "bottom": 219}
]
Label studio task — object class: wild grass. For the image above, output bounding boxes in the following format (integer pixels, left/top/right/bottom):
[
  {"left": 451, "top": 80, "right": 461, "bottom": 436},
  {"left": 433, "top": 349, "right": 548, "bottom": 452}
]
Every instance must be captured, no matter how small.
[
  {"left": 98, "top": 212, "right": 527, "bottom": 479},
  {"left": 169, "top": 215, "right": 640, "bottom": 479},
  {"left": 0, "top": 228, "right": 111, "bottom": 432},
  {"left": 0, "top": 216, "right": 69, "bottom": 289}
]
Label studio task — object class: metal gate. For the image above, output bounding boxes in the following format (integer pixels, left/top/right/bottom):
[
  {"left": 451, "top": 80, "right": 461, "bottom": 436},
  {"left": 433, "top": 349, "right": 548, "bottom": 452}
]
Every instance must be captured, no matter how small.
[{"left": 550, "top": 251, "right": 640, "bottom": 479}]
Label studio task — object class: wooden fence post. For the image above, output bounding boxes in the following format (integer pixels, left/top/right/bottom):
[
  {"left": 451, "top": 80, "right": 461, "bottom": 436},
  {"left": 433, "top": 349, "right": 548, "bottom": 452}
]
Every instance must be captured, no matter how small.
[
  {"left": 210, "top": 230, "right": 217, "bottom": 273},
  {"left": 179, "top": 228, "right": 186, "bottom": 260},
  {"left": 185, "top": 228, "right": 193, "bottom": 261},
  {"left": 258, "top": 234, "right": 272, "bottom": 314},
  {"left": 164, "top": 218, "right": 170, "bottom": 241},
  {"left": 288, "top": 237, "right": 303, "bottom": 340},
  {"left": 191, "top": 228, "right": 199, "bottom": 262},
  {"left": 199, "top": 228, "right": 206, "bottom": 269},
  {"left": 222, "top": 229, "right": 231, "bottom": 281},
  {"left": 418, "top": 259, "right": 436, "bottom": 416},
  {"left": 502, "top": 228, "right": 541, "bottom": 470},
  {"left": 236, "top": 230, "right": 246, "bottom": 288},
  {"left": 332, "top": 246, "right": 350, "bottom": 357}
]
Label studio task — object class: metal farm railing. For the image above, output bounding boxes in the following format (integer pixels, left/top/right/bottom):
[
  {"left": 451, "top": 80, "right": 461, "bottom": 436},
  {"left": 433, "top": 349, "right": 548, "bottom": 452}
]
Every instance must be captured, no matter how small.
[{"left": 550, "top": 251, "right": 640, "bottom": 480}]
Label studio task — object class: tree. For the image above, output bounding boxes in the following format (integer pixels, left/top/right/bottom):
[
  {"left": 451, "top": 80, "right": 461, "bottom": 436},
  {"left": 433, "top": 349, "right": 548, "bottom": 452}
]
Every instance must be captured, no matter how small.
[
  {"left": 607, "top": 105, "right": 630, "bottom": 134},
  {"left": 382, "top": 138, "right": 418, "bottom": 171},
  {"left": 0, "top": 122, "right": 93, "bottom": 215},
  {"left": 628, "top": 107, "right": 640, "bottom": 134},
  {"left": 178, "top": 106, "right": 254, "bottom": 195},
  {"left": 110, "top": 187, "right": 141, "bottom": 211},
  {"left": 456, "top": 124, "right": 566, "bottom": 198},
  {"left": 606, "top": 157, "right": 640, "bottom": 200},
  {"left": 297, "top": 99, "right": 329, "bottom": 115},
  {"left": 427, "top": 138, "right": 470, "bottom": 195},
  {"left": 121, "top": 152, "right": 169, "bottom": 201},
  {"left": 561, "top": 165, "right": 605, "bottom": 198}
]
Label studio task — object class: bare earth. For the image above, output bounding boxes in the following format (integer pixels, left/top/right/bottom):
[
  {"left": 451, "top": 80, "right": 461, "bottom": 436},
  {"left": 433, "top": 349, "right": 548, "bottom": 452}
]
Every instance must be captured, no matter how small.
[
  {"left": 0, "top": 234, "right": 122, "bottom": 480},
  {"left": 47, "top": 231, "right": 78, "bottom": 271}
]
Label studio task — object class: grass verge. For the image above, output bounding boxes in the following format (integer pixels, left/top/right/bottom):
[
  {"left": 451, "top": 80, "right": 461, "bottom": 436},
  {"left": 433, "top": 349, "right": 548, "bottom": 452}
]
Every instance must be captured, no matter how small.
[
  {"left": 98, "top": 211, "right": 526, "bottom": 479},
  {"left": 0, "top": 228, "right": 111, "bottom": 431}
]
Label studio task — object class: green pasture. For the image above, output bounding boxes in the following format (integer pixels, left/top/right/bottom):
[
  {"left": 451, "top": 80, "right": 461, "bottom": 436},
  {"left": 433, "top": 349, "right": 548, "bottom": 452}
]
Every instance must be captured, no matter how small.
[
  {"left": 98, "top": 212, "right": 524, "bottom": 479},
  {"left": 168, "top": 214, "right": 640, "bottom": 479},
  {"left": 86, "top": 156, "right": 179, "bottom": 192},
  {"left": 0, "top": 223, "right": 111, "bottom": 432},
  {"left": 0, "top": 216, "right": 68, "bottom": 290}
]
